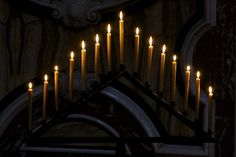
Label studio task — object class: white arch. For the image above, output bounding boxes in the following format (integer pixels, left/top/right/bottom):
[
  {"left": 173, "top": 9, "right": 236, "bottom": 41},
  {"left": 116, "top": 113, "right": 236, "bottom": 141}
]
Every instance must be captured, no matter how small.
[{"left": 101, "top": 86, "right": 161, "bottom": 153}]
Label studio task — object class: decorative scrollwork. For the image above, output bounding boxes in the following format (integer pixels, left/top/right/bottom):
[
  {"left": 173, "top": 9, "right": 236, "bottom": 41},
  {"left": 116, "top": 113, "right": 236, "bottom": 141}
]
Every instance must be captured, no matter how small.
[{"left": 24, "top": 0, "right": 135, "bottom": 27}]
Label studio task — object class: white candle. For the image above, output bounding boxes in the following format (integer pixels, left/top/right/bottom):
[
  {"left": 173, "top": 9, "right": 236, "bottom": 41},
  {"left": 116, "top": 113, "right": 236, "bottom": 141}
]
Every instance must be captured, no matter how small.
[
  {"left": 81, "top": 41, "right": 86, "bottom": 91},
  {"left": 69, "top": 52, "right": 74, "bottom": 100},
  {"left": 171, "top": 55, "right": 177, "bottom": 103},
  {"left": 159, "top": 44, "right": 166, "bottom": 92},
  {"left": 107, "top": 24, "right": 112, "bottom": 72},
  {"left": 184, "top": 65, "right": 191, "bottom": 113},
  {"left": 134, "top": 27, "right": 140, "bottom": 73},
  {"left": 43, "top": 74, "right": 48, "bottom": 120},
  {"left": 195, "top": 71, "right": 201, "bottom": 119},
  {"left": 54, "top": 65, "right": 59, "bottom": 110},
  {"left": 95, "top": 34, "right": 100, "bottom": 80},
  {"left": 119, "top": 11, "right": 124, "bottom": 65},
  {"left": 147, "top": 36, "right": 153, "bottom": 83},
  {"left": 28, "top": 82, "right": 33, "bottom": 130}
]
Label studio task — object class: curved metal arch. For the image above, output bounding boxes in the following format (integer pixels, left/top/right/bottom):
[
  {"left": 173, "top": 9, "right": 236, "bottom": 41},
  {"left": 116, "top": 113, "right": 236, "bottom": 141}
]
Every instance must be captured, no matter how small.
[
  {"left": 66, "top": 114, "right": 120, "bottom": 137},
  {"left": 101, "top": 86, "right": 160, "bottom": 154},
  {"left": 0, "top": 84, "right": 53, "bottom": 138}
]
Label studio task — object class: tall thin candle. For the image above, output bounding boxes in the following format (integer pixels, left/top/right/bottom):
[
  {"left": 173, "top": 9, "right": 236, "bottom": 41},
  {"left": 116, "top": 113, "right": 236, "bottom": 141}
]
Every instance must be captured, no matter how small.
[
  {"left": 94, "top": 34, "right": 100, "bottom": 80},
  {"left": 208, "top": 86, "right": 213, "bottom": 130},
  {"left": 54, "top": 65, "right": 59, "bottom": 110},
  {"left": 134, "top": 27, "right": 140, "bottom": 73},
  {"left": 107, "top": 24, "right": 112, "bottom": 72},
  {"left": 171, "top": 55, "right": 177, "bottom": 103},
  {"left": 195, "top": 71, "right": 201, "bottom": 119},
  {"left": 184, "top": 66, "right": 191, "bottom": 113},
  {"left": 119, "top": 11, "right": 124, "bottom": 65},
  {"left": 81, "top": 41, "right": 86, "bottom": 91},
  {"left": 69, "top": 52, "right": 74, "bottom": 100},
  {"left": 159, "top": 44, "right": 166, "bottom": 92},
  {"left": 28, "top": 82, "right": 33, "bottom": 130},
  {"left": 147, "top": 36, "right": 153, "bottom": 83},
  {"left": 43, "top": 74, "right": 48, "bottom": 120}
]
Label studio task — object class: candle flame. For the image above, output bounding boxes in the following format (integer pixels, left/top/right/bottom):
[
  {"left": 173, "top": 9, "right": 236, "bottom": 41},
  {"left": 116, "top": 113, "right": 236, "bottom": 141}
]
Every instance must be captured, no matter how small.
[
  {"left": 162, "top": 44, "right": 166, "bottom": 53},
  {"left": 186, "top": 65, "right": 191, "bottom": 71},
  {"left": 208, "top": 86, "right": 213, "bottom": 95},
  {"left": 95, "top": 34, "right": 99, "bottom": 43},
  {"left": 149, "top": 36, "right": 153, "bottom": 46},
  {"left": 136, "top": 27, "right": 139, "bottom": 35},
  {"left": 81, "top": 40, "right": 85, "bottom": 49},
  {"left": 196, "top": 71, "right": 200, "bottom": 78},
  {"left": 173, "top": 55, "right": 177, "bottom": 61},
  {"left": 107, "top": 24, "right": 111, "bottom": 33},
  {"left": 54, "top": 65, "right": 58, "bottom": 71},
  {"left": 119, "top": 11, "right": 123, "bottom": 20},
  {"left": 44, "top": 74, "right": 48, "bottom": 81},
  {"left": 70, "top": 51, "right": 74, "bottom": 59},
  {"left": 28, "top": 82, "right": 33, "bottom": 89}
]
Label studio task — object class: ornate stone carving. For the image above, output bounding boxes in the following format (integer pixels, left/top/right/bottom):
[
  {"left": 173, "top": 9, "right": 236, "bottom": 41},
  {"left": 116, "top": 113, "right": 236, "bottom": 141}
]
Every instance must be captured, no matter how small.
[{"left": 25, "top": 0, "right": 137, "bottom": 27}]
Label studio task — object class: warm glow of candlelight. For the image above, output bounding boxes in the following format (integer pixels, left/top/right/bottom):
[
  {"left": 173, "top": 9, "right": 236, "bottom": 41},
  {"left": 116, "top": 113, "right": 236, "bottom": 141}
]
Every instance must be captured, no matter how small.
[
  {"left": 44, "top": 74, "right": 48, "bottom": 81},
  {"left": 70, "top": 51, "right": 74, "bottom": 59},
  {"left": 136, "top": 27, "right": 139, "bottom": 35},
  {"left": 173, "top": 55, "right": 177, "bottom": 61},
  {"left": 82, "top": 41, "right": 85, "bottom": 49},
  {"left": 54, "top": 65, "right": 58, "bottom": 71},
  {"left": 149, "top": 36, "right": 153, "bottom": 46},
  {"left": 107, "top": 24, "right": 111, "bottom": 33},
  {"left": 119, "top": 11, "right": 123, "bottom": 20},
  {"left": 187, "top": 65, "right": 191, "bottom": 71},
  {"left": 208, "top": 86, "right": 213, "bottom": 96},
  {"left": 28, "top": 82, "right": 33, "bottom": 89},
  {"left": 95, "top": 34, "right": 99, "bottom": 43},
  {"left": 196, "top": 71, "right": 200, "bottom": 78},
  {"left": 162, "top": 44, "right": 166, "bottom": 53}
]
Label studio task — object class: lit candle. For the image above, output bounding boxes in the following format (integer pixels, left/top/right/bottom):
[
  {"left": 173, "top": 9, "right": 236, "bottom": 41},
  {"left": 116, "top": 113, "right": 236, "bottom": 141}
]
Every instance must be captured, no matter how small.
[
  {"left": 171, "top": 55, "right": 177, "bottom": 103},
  {"left": 95, "top": 34, "right": 100, "bottom": 80},
  {"left": 28, "top": 82, "right": 33, "bottom": 130},
  {"left": 43, "top": 74, "right": 48, "bottom": 120},
  {"left": 195, "top": 71, "right": 201, "bottom": 119},
  {"left": 147, "top": 36, "right": 153, "bottom": 83},
  {"left": 69, "top": 51, "right": 74, "bottom": 100},
  {"left": 81, "top": 40, "right": 86, "bottom": 91},
  {"left": 159, "top": 44, "right": 166, "bottom": 92},
  {"left": 54, "top": 65, "right": 59, "bottom": 110},
  {"left": 134, "top": 27, "right": 140, "bottom": 73},
  {"left": 119, "top": 11, "right": 124, "bottom": 65},
  {"left": 184, "top": 65, "right": 191, "bottom": 113},
  {"left": 107, "top": 24, "right": 112, "bottom": 72},
  {"left": 208, "top": 86, "right": 213, "bottom": 130}
]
